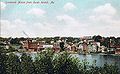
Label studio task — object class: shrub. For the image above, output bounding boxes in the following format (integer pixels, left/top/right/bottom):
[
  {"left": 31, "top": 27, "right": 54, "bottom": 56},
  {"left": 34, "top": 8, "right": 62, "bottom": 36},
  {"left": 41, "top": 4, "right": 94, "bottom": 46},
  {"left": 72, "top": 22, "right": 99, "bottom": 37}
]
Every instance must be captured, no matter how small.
[
  {"left": 0, "top": 48, "right": 119, "bottom": 74},
  {"left": 53, "top": 51, "right": 82, "bottom": 74},
  {"left": 34, "top": 48, "right": 54, "bottom": 74}
]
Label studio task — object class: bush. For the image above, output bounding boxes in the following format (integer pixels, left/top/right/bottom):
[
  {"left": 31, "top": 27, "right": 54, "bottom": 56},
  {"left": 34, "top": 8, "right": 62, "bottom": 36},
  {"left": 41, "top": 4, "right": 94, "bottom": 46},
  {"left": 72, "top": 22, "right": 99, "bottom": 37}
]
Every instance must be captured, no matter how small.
[
  {"left": 6, "top": 53, "right": 21, "bottom": 74},
  {"left": 53, "top": 51, "right": 82, "bottom": 74},
  {"left": 20, "top": 53, "right": 34, "bottom": 74},
  {"left": 0, "top": 48, "right": 119, "bottom": 74},
  {"left": 34, "top": 48, "right": 54, "bottom": 74},
  {"left": 0, "top": 50, "right": 7, "bottom": 74}
]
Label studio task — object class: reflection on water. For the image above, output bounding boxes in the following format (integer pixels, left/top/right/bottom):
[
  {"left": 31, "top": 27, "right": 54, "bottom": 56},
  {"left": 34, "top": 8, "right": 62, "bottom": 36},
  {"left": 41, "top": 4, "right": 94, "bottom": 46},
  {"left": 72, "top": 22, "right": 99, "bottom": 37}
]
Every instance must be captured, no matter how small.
[
  {"left": 72, "top": 54, "right": 120, "bottom": 69},
  {"left": 16, "top": 52, "right": 120, "bottom": 70}
]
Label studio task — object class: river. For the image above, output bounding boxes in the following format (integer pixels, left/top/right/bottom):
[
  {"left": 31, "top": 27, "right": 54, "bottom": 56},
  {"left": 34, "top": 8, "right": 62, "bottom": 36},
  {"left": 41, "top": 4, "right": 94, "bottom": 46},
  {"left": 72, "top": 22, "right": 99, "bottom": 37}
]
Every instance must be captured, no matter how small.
[
  {"left": 16, "top": 52, "right": 120, "bottom": 71},
  {"left": 72, "top": 54, "right": 120, "bottom": 69}
]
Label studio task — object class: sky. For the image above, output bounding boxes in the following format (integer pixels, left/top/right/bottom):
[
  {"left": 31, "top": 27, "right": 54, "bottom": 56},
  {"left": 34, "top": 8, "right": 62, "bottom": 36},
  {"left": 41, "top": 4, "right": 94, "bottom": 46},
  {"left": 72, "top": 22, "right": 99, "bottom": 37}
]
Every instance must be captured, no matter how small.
[{"left": 0, "top": 0, "right": 120, "bottom": 37}]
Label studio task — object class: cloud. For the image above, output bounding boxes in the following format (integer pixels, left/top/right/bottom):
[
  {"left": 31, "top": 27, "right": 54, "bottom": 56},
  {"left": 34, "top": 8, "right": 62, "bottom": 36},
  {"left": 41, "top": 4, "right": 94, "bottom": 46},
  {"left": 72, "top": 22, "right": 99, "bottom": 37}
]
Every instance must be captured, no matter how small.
[
  {"left": 56, "top": 14, "right": 80, "bottom": 26},
  {"left": 89, "top": 3, "right": 118, "bottom": 22},
  {"left": 30, "top": 22, "right": 55, "bottom": 36},
  {"left": 0, "top": 2, "right": 6, "bottom": 10},
  {"left": 94, "top": 3, "right": 116, "bottom": 16},
  {"left": 0, "top": 19, "right": 55, "bottom": 37},
  {"left": 88, "top": 3, "right": 120, "bottom": 37},
  {"left": 89, "top": 3, "right": 117, "bottom": 21},
  {"left": 27, "top": 8, "right": 46, "bottom": 16},
  {"left": 56, "top": 14, "right": 89, "bottom": 36},
  {"left": 1, "top": 19, "right": 28, "bottom": 37},
  {"left": 56, "top": 14, "right": 82, "bottom": 32},
  {"left": 63, "top": 2, "right": 77, "bottom": 11}
]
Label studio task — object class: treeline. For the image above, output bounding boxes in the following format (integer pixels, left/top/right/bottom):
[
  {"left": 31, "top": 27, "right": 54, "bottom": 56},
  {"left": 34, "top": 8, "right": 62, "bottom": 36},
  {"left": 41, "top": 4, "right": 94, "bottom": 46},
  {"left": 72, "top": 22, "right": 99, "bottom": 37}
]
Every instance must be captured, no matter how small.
[
  {"left": 0, "top": 35, "right": 120, "bottom": 46},
  {"left": 0, "top": 47, "right": 119, "bottom": 74},
  {"left": 0, "top": 37, "right": 79, "bottom": 45},
  {"left": 93, "top": 35, "right": 120, "bottom": 47}
]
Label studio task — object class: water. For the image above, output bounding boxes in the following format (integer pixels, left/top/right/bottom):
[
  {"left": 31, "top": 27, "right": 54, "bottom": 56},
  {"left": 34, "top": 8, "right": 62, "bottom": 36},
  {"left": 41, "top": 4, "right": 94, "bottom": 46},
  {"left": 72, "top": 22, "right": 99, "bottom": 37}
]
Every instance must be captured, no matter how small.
[
  {"left": 72, "top": 54, "right": 120, "bottom": 69},
  {"left": 16, "top": 52, "right": 120, "bottom": 70}
]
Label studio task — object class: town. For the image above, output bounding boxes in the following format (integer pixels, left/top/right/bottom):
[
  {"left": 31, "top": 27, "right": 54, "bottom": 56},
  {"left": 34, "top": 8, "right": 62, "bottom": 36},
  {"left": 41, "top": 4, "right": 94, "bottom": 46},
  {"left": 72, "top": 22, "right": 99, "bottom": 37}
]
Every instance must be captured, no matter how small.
[{"left": 0, "top": 35, "right": 120, "bottom": 55}]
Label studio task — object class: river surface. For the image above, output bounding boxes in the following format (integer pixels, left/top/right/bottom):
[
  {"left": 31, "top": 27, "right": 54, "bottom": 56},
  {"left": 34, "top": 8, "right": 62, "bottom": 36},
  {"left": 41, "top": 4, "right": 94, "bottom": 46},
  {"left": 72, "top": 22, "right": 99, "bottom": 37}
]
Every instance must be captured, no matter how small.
[
  {"left": 72, "top": 54, "right": 120, "bottom": 68},
  {"left": 16, "top": 52, "right": 120, "bottom": 70}
]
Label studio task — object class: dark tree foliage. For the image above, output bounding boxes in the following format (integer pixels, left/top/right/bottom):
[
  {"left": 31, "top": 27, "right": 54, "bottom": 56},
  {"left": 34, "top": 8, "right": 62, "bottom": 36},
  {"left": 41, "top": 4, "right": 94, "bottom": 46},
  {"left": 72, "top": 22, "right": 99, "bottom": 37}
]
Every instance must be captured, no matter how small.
[
  {"left": 53, "top": 51, "right": 82, "bottom": 74},
  {"left": 34, "top": 49, "right": 54, "bottom": 74},
  {"left": 93, "top": 35, "right": 102, "bottom": 42},
  {"left": 66, "top": 37, "right": 74, "bottom": 43},
  {"left": 0, "top": 47, "right": 8, "bottom": 74},
  {"left": 19, "top": 37, "right": 26, "bottom": 41},
  {"left": 6, "top": 53, "right": 21, "bottom": 74},
  {"left": 54, "top": 36, "right": 60, "bottom": 42},
  {"left": 0, "top": 47, "right": 119, "bottom": 74},
  {"left": 0, "top": 45, "right": 17, "bottom": 53},
  {"left": 10, "top": 38, "right": 20, "bottom": 45},
  {"left": 43, "top": 37, "right": 53, "bottom": 44},
  {"left": 101, "top": 37, "right": 110, "bottom": 47},
  {"left": 0, "top": 46, "right": 7, "bottom": 53},
  {"left": 20, "top": 53, "right": 34, "bottom": 74},
  {"left": 60, "top": 42, "right": 65, "bottom": 51},
  {"left": 0, "top": 37, "right": 7, "bottom": 42},
  {"left": 116, "top": 37, "right": 120, "bottom": 45}
]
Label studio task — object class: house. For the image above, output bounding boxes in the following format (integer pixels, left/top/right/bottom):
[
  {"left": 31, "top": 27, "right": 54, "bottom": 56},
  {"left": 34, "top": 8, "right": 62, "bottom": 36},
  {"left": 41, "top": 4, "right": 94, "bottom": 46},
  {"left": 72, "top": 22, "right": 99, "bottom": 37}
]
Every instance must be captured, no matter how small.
[
  {"left": 115, "top": 49, "right": 120, "bottom": 54},
  {"left": 22, "top": 40, "right": 44, "bottom": 51},
  {"left": 52, "top": 42, "right": 60, "bottom": 52},
  {"left": 100, "top": 46, "right": 106, "bottom": 52},
  {"left": 83, "top": 42, "right": 88, "bottom": 53},
  {"left": 115, "top": 45, "right": 120, "bottom": 54}
]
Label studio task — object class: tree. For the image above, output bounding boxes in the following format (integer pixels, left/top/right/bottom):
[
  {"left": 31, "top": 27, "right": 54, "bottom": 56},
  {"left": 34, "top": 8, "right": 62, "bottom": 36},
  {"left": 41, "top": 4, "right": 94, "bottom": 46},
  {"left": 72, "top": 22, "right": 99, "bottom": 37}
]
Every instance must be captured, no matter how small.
[
  {"left": 43, "top": 37, "right": 52, "bottom": 44},
  {"left": 0, "top": 47, "right": 8, "bottom": 74},
  {"left": 0, "top": 47, "right": 119, "bottom": 74},
  {"left": 93, "top": 35, "right": 102, "bottom": 42},
  {"left": 53, "top": 51, "right": 82, "bottom": 74},
  {"left": 60, "top": 41, "right": 65, "bottom": 51},
  {"left": 66, "top": 37, "right": 74, "bottom": 43},
  {"left": 34, "top": 48, "right": 54, "bottom": 74},
  {"left": 0, "top": 45, "right": 17, "bottom": 53},
  {"left": 10, "top": 38, "right": 20, "bottom": 45},
  {"left": 54, "top": 36, "right": 60, "bottom": 42},
  {"left": 101, "top": 37, "right": 110, "bottom": 47},
  {"left": 20, "top": 53, "right": 34, "bottom": 74},
  {"left": 6, "top": 53, "right": 21, "bottom": 74},
  {"left": 0, "top": 37, "right": 7, "bottom": 42},
  {"left": 8, "top": 46, "right": 17, "bottom": 52},
  {"left": 0, "top": 46, "right": 7, "bottom": 53}
]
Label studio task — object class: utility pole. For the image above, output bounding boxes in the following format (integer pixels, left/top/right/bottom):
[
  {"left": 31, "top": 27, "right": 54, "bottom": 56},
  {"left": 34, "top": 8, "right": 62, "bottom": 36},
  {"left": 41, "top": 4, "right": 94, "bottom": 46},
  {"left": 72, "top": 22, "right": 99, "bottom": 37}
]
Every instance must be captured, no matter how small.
[{"left": 22, "top": 31, "right": 29, "bottom": 38}]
